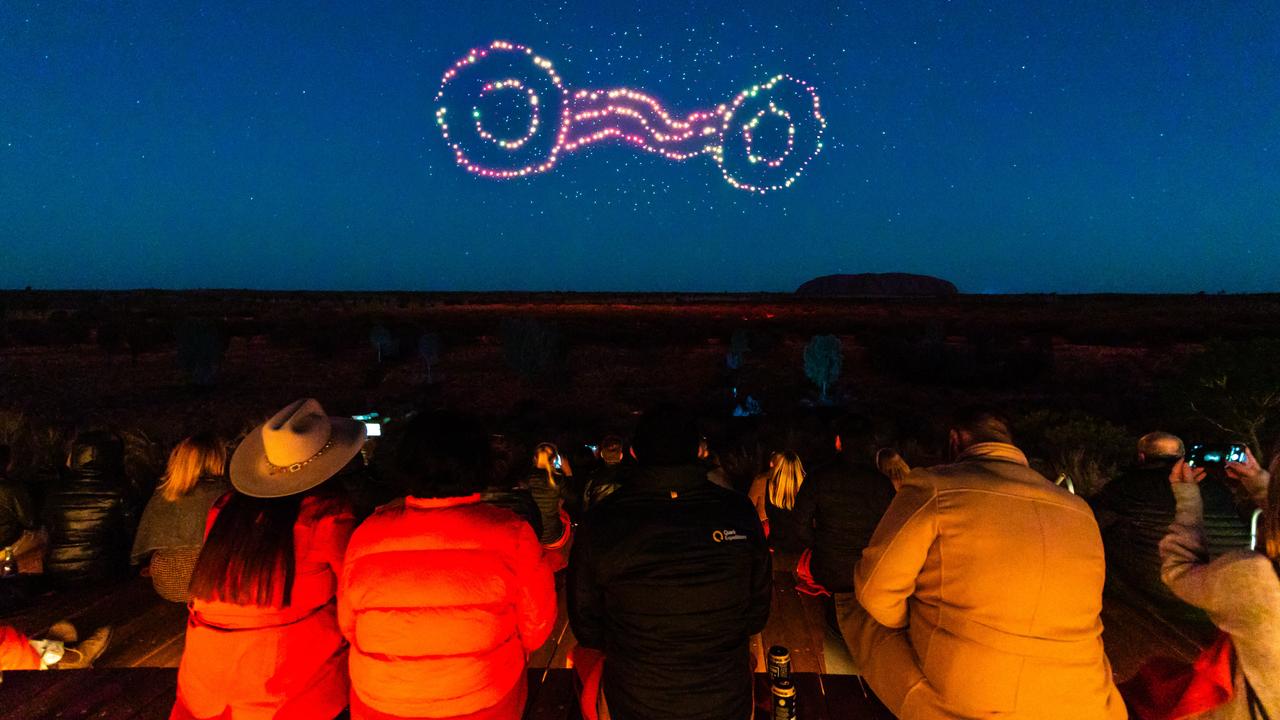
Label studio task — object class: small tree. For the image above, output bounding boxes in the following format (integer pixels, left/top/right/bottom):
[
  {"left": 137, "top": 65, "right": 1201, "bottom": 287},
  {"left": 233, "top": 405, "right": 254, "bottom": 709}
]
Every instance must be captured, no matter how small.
[
  {"left": 418, "top": 332, "right": 441, "bottom": 384},
  {"left": 804, "top": 334, "right": 843, "bottom": 403},
  {"left": 369, "top": 324, "right": 395, "bottom": 363},
  {"left": 1177, "top": 338, "right": 1280, "bottom": 463}
]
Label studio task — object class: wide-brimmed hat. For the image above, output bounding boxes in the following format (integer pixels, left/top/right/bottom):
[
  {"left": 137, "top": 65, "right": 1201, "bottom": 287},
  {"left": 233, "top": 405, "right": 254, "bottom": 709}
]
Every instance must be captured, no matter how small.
[{"left": 230, "top": 398, "right": 366, "bottom": 498}]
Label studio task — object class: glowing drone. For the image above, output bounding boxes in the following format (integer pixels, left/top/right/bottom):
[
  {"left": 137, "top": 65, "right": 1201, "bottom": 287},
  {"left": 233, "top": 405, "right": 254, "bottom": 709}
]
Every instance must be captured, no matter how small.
[{"left": 434, "top": 41, "right": 827, "bottom": 193}]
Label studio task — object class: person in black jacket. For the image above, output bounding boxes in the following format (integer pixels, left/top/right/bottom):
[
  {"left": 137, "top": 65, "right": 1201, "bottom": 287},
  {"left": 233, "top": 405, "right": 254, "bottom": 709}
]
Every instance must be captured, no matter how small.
[
  {"left": 792, "top": 414, "right": 896, "bottom": 675},
  {"left": 1090, "top": 431, "right": 1252, "bottom": 621},
  {"left": 0, "top": 445, "right": 36, "bottom": 551},
  {"left": 568, "top": 405, "right": 771, "bottom": 720},
  {"left": 42, "top": 431, "right": 139, "bottom": 585},
  {"left": 581, "top": 435, "right": 624, "bottom": 513}
]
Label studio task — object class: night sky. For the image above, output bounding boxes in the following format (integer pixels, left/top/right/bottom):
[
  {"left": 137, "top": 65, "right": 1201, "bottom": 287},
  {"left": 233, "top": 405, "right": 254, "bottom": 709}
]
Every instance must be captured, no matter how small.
[{"left": 2, "top": 2, "right": 1277, "bottom": 293}]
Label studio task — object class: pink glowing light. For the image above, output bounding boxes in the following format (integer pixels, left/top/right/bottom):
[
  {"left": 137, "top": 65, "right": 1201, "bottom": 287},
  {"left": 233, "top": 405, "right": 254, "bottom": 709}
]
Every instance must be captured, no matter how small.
[{"left": 434, "top": 41, "right": 827, "bottom": 193}]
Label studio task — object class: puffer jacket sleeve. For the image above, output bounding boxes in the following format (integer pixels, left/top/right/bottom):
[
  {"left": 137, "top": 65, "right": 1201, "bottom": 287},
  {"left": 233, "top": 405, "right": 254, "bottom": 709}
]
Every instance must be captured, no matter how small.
[
  {"left": 512, "top": 522, "right": 557, "bottom": 653},
  {"left": 855, "top": 480, "right": 938, "bottom": 630}
]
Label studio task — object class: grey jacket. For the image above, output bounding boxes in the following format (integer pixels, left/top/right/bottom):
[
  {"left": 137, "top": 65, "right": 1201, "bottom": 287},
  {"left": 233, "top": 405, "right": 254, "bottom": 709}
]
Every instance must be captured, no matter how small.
[
  {"left": 1161, "top": 482, "right": 1279, "bottom": 719},
  {"left": 130, "top": 477, "right": 229, "bottom": 564}
]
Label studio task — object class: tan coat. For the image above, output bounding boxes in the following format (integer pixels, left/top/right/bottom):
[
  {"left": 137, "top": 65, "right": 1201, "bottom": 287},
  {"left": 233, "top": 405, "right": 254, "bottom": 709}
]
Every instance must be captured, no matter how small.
[{"left": 853, "top": 443, "right": 1126, "bottom": 719}]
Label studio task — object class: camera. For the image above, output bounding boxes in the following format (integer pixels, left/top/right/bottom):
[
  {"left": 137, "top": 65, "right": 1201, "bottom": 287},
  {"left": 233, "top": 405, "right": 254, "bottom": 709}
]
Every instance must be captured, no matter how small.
[{"left": 1186, "top": 443, "right": 1247, "bottom": 469}]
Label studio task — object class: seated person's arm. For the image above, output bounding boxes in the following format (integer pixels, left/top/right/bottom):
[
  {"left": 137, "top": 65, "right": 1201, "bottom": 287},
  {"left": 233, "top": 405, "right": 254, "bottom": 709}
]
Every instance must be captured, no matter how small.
[
  {"left": 854, "top": 482, "right": 937, "bottom": 629},
  {"left": 512, "top": 525, "right": 557, "bottom": 652},
  {"left": 747, "top": 518, "right": 773, "bottom": 635}
]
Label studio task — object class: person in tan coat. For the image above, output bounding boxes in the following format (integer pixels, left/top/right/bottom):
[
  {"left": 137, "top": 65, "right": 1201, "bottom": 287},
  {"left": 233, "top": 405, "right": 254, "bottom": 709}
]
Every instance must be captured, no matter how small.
[{"left": 848, "top": 408, "right": 1126, "bottom": 720}]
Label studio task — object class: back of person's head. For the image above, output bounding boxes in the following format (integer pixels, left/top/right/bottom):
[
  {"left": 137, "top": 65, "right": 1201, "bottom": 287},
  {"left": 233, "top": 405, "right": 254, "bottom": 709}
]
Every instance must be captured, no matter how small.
[
  {"left": 632, "top": 405, "right": 700, "bottom": 466},
  {"left": 832, "top": 414, "right": 875, "bottom": 457},
  {"left": 1136, "top": 432, "right": 1184, "bottom": 465},
  {"left": 395, "top": 411, "right": 490, "bottom": 498},
  {"left": 67, "top": 429, "right": 126, "bottom": 476},
  {"left": 949, "top": 407, "right": 1013, "bottom": 452},
  {"left": 532, "top": 442, "right": 561, "bottom": 488},
  {"left": 768, "top": 451, "right": 806, "bottom": 511},
  {"left": 188, "top": 489, "right": 308, "bottom": 607},
  {"left": 599, "top": 435, "right": 624, "bottom": 465},
  {"left": 161, "top": 432, "right": 227, "bottom": 502}
]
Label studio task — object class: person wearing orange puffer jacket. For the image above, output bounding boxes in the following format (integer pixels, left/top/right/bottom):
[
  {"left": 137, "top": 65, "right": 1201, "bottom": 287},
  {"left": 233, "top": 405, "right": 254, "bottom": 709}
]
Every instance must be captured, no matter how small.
[
  {"left": 339, "top": 411, "right": 557, "bottom": 720},
  {"left": 172, "top": 399, "right": 364, "bottom": 720}
]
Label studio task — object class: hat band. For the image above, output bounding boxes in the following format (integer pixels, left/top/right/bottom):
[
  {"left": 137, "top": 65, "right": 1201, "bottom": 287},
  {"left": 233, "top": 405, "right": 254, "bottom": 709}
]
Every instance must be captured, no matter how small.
[{"left": 267, "top": 439, "right": 335, "bottom": 475}]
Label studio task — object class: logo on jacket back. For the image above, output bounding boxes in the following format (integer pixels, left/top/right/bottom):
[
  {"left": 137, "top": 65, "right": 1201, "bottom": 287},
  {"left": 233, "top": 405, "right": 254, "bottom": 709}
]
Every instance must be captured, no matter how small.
[{"left": 712, "top": 528, "right": 748, "bottom": 543}]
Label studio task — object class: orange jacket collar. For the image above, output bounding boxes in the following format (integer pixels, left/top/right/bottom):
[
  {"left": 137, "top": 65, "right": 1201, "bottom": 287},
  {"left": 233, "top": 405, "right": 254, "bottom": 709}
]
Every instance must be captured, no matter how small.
[{"left": 405, "top": 493, "right": 483, "bottom": 509}]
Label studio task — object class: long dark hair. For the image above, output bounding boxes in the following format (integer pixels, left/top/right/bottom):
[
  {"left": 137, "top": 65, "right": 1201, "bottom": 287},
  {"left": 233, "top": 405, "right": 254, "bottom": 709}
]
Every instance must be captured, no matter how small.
[{"left": 188, "top": 487, "right": 314, "bottom": 607}]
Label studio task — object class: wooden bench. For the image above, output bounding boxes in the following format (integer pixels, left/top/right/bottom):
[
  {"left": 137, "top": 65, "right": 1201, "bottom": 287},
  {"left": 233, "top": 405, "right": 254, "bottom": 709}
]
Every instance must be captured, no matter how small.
[{"left": 0, "top": 669, "right": 894, "bottom": 719}]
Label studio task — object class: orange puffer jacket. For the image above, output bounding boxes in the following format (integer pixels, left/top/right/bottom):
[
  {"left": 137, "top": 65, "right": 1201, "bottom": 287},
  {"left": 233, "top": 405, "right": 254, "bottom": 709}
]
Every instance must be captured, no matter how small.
[
  {"left": 0, "top": 624, "right": 41, "bottom": 671},
  {"left": 339, "top": 494, "right": 557, "bottom": 720}
]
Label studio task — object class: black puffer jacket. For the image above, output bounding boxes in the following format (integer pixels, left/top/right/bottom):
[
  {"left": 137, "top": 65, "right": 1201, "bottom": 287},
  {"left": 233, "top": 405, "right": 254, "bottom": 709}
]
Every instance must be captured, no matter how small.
[
  {"left": 1091, "top": 463, "right": 1252, "bottom": 612},
  {"left": 568, "top": 464, "right": 771, "bottom": 720},
  {"left": 792, "top": 452, "right": 896, "bottom": 593},
  {"left": 42, "top": 434, "right": 139, "bottom": 584}
]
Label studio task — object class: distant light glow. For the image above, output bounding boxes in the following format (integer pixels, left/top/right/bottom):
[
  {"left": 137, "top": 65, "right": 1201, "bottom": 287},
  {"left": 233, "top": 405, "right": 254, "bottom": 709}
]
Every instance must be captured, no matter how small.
[{"left": 435, "top": 41, "right": 827, "bottom": 193}]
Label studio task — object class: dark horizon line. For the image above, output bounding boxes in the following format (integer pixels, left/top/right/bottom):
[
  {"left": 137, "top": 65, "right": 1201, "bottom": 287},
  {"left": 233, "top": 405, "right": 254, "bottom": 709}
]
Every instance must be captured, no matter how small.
[{"left": 2, "top": 287, "right": 1278, "bottom": 299}]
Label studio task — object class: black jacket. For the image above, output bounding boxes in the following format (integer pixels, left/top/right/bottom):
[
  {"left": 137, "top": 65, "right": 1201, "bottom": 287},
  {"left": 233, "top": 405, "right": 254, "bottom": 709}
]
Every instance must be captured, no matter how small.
[
  {"left": 0, "top": 477, "right": 36, "bottom": 548},
  {"left": 792, "top": 453, "right": 896, "bottom": 593},
  {"left": 1092, "top": 463, "right": 1252, "bottom": 609},
  {"left": 568, "top": 464, "right": 771, "bottom": 720},
  {"left": 581, "top": 462, "right": 622, "bottom": 513},
  {"left": 42, "top": 440, "right": 139, "bottom": 584},
  {"left": 522, "top": 470, "right": 567, "bottom": 545}
]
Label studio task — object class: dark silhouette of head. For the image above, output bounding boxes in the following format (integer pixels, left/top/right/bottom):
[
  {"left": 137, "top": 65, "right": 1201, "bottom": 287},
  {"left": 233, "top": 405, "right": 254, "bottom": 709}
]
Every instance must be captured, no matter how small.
[
  {"left": 599, "top": 435, "right": 624, "bottom": 465},
  {"left": 632, "top": 405, "right": 700, "bottom": 467},
  {"left": 395, "top": 411, "right": 491, "bottom": 498},
  {"left": 948, "top": 407, "right": 1014, "bottom": 457},
  {"left": 1136, "top": 432, "right": 1184, "bottom": 466},
  {"left": 67, "top": 430, "right": 126, "bottom": 476}
]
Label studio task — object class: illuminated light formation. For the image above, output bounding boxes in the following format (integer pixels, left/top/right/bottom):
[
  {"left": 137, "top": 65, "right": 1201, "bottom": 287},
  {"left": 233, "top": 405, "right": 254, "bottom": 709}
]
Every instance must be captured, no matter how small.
[{"left": 435, "top": 41, "right": 827, "bottom": 193}]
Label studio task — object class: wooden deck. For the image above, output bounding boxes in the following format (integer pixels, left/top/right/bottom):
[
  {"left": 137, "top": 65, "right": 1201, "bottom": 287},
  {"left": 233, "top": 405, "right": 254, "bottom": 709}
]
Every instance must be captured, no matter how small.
[{"left": 0, "top": 567, "right": 1208, "bottom": 718}]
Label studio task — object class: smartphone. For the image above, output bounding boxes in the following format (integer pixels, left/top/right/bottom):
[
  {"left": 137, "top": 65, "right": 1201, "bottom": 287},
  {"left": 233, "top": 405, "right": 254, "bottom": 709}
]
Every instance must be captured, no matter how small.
[
  {"left": 353, "top": 413, "right": 382, "bottom": 439},
  {"left": 553, "top": 454, "right": 563, "bottom": 470},
  {"left": 1186, "top": 443, "right": 1247, "bottom": 468},
  {"left": 585, "top": 444, "right": 598, "bottom": 453}
]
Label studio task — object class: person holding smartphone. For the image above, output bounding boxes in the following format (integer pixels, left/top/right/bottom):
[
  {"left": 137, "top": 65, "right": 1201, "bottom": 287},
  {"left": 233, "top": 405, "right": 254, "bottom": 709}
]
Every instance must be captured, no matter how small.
[
  {"left": 525, "top": 443, "right": 572, "bottom": 569},
  {"left": 1158, "top": 448, "right": 1278, "bottom": 718}
]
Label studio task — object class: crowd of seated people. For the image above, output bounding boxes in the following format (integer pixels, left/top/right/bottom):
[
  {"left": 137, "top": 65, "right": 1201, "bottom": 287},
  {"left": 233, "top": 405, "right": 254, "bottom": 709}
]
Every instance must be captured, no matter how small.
[{"left": 0, "top": 400, "right": 1276, "bottom": 719}]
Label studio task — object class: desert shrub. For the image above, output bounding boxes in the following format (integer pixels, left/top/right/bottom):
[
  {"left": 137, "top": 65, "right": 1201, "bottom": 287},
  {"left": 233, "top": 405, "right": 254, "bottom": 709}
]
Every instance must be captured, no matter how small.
[
  {"left": 501, "top": 318, "right": 566, "bottom": 382},
  {"left": 1171, "top": 338, "right": 1280, "bottom": 464},
  {"left": 369, "top": 324, "right": 397, "bottom": 363},
  {"left": 804, "top": 335, "right": 843, "bottom": 403},
  {"left": 176, "top": 318, "right": 228, "bottom": 387},
  {"left": 1015, "top": 409, "right": 1132, "bottom": 496},
  {"left": 418, "top": 332, "right": 441, "bottom": 384}
]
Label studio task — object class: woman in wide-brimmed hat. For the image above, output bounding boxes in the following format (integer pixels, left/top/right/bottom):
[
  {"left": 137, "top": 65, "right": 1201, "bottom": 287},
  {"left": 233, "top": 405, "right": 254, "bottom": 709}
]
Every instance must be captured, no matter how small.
[{"left": 171, "top": 399, "right": 364, "bottom": 720}]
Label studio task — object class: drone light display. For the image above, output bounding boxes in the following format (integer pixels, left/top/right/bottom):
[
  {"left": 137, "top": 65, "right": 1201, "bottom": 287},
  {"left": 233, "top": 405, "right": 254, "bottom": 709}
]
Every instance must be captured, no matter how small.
[{"left": 434, "top": 41, "right": 827, "bottom": 193}]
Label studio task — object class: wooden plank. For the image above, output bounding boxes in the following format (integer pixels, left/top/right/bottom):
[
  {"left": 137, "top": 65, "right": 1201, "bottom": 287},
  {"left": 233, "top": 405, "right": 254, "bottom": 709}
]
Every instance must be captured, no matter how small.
[
  {"left": 524, "top": 668, "right": 576, "bottom": 720},
  {"left": 796, "top": 592, "right": 833, "bottom": 674},
  {"left": 43, "top": 668, "right": 175, "bottom": 719},
  {"left": 0, "top": 670, "right": 71, "bottom": 719},
  {"left": 818, "top": 674, "right": 894, "bottom": 719},
  {"left": 1101, "top": 591, "right": 1201, "bottom": 682},
  {"left": 95, "top": 600, "right": 188, "bottom": 668},
  {"left": 760, "top": 572, "right": 823, "bottom": 673}
]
